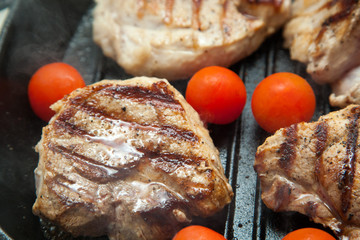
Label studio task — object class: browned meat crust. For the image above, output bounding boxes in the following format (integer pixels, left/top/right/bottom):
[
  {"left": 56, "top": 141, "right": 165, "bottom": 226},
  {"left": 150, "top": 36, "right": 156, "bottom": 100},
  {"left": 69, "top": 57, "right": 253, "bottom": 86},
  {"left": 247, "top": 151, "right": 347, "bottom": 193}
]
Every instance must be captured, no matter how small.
[
  {"left": 32, "top": 77, "right": 233, "bottom": 240},
  {"left": 283, "top": 0, "right": 360, "bottom": 108},
  {"left": 93, "top": 0, "right": 291, "bottom": 80},
  {"left": 254, "top": 105, "right": 360, "bottom": 239}
]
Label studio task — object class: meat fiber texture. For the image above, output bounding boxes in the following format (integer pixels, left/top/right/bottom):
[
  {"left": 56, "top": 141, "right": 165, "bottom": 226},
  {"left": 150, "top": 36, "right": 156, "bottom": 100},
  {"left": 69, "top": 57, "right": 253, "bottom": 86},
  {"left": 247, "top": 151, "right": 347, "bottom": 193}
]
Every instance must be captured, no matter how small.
[
  {"left": 254, "top": 105, "right": 360, "bottom": 240},
  {"left": 92, "top": 0, "right": 291, "bottom": 80},
  {"left": 283, "top": 0, "right": 360, "bottom": 108},
  {"left": 32, "top": 77, "right": 233, "bottom": 240}
]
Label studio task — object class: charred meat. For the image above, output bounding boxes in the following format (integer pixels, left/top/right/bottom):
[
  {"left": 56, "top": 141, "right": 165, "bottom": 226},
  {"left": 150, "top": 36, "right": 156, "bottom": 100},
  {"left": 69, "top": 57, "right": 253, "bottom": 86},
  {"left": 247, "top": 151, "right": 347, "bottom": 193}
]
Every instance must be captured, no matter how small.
[
  {"left": 254, "top": 105, "right": 360, "bottom": 240},
  {"left": 32, "top": 77, "right": 233, "bottom": 240},
  {"left": 283, "top": 0, "right": 360, "bottom": 107}
]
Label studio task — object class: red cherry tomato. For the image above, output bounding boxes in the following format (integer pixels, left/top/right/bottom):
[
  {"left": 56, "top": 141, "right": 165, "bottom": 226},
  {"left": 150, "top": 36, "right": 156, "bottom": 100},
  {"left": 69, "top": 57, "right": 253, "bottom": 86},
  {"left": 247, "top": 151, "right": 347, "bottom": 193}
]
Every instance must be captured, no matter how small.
[
  {"left": 251, "top": 72, "right": 316, "bottom": 133},
  {"left": 173, "top": 225, "right": 227, "bottom": 240},
  {"left": 282, "top": 228, "right": 336, "bottom": 240},
  {"left": 28, "top": 62, "right": 86, "bottom": 122},
  {"left": 185, "top": 66, "right": 246, "bottom": 125}
]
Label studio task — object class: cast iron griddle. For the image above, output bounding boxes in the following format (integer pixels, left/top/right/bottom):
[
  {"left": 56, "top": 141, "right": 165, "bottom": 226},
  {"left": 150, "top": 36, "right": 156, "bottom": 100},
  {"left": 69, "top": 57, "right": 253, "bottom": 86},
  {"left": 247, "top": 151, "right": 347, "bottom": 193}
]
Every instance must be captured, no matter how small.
[{"left": 0, "top": 0, "right": 336, "bottom": 239}]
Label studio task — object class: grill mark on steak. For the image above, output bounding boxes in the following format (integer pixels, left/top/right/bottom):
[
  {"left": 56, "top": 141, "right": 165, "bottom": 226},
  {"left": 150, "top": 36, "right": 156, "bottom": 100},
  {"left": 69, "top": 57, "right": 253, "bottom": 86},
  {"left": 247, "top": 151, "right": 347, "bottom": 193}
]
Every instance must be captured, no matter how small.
[
  {"left": 56, "top": 84, "right": 199, "bottom": 143},
  {"left": 314, "top": 121, "right": 333, "bottom": 203},
  {"left": 339, "top": 106, "right": 360, "bottom": 215},
  {"left": 101, "top": 81, "right": 183, "bottom": 110},
  {"left": 312, "top": 119, "right": 345, "bottom": 224},
  {"left": 143, "top": 149, "right": 214, "bottom": 200},
  {"left": 312, "top": 121, "right": 343, "bottom": 221},
  {"left": 316, "top": 0, "right": 358, "bottom": 42},
  {"left": 315, "top": 121, "right": 329, "bottom": 158},
  {"left": 146, "top": 150, "right": 201, "bottom": 173},
  {"left": 315, "top": 121, "right": 329, "bottom": 184},
  {"left": 55, "top": 104, "right": 199, "bottom": 143},
  {"left": 323, "top": 0, "right": 358, "bottom": 26},
  {"left": 141, "top": 147, "right": 207, "bottom": 177},
  {"left": 47, "top": 143, "right": 134, "bottom": 183},
  {"left": 278, "top": 124, "right": 298, "bottom": 171},
  {"left": 54, "top": 114, "right": 89, "bottom": 137}
]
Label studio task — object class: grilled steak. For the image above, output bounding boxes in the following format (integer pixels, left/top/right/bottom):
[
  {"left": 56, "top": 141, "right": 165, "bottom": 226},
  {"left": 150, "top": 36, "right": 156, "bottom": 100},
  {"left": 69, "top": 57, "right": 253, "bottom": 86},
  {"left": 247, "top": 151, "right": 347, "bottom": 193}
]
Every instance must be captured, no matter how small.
[
  {"left": 283, "top": 0, "right": 360, "bottom": 107},
  {"left": 32, "top": 77, "right": 233, "bottom": 240},
  {"left": 254, "top": 105, "right": 360, "bottom": 239},
  {"left": 92, "top": 0, "right": 291, "bottom": 80}
]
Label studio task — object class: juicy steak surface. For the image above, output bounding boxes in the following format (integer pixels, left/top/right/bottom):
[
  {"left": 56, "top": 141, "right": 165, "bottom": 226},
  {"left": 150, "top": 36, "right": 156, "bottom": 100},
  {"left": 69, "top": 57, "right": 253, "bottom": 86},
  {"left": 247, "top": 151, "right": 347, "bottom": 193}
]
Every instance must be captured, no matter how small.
[
  {"left": 255, "top": 105, "right": 360, "bottom": 240},
  {"left": 32, "top": 77, "right": 233, "bottom": 240}
]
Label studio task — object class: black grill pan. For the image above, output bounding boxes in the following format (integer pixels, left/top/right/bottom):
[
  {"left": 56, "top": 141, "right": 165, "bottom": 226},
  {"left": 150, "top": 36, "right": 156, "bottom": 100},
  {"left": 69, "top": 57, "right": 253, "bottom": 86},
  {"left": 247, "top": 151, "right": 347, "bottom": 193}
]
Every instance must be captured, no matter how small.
[{"left": 0, "top": 0, "right": 336, "bottom": 239}]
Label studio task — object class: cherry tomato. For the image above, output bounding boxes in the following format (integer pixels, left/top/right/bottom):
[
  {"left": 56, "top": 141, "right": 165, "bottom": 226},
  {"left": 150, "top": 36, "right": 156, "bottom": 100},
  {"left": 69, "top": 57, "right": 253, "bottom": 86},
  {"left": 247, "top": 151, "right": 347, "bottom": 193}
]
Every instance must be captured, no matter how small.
[
  {"left": 251, "top": 72, "right": 316, "bottom": 133},
  {"left": 185, "top": 66, "right": 246, "bottom": 125},
  {"left": 28, "top": 62, "right": 86, "bottom": 122},
  {"left": 282, "top": 228, "right": 336, "bottom": 240},
  {"left": 173, "top": 225, "right": 226, "bottom": 240}
]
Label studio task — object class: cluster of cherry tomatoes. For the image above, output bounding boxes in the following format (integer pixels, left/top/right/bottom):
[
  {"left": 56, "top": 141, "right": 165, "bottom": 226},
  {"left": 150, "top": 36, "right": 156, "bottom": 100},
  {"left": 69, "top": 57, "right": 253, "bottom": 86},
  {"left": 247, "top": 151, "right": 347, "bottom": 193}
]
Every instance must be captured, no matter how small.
[
  {"left": 186, "top": 66, "right": 316, "bottom": 133},
  {"left": 28, "top": 63, "right": 316, "bottom": 134}
]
